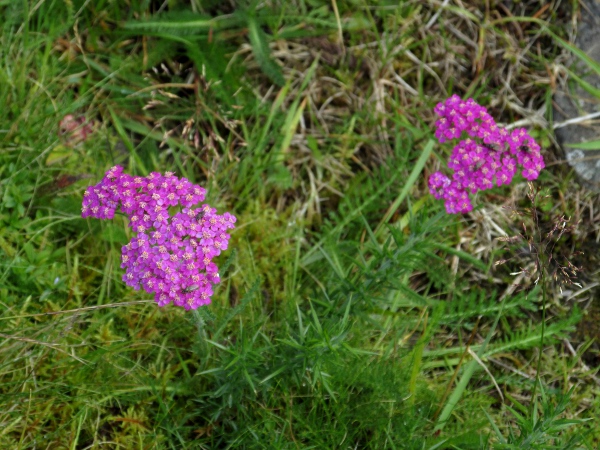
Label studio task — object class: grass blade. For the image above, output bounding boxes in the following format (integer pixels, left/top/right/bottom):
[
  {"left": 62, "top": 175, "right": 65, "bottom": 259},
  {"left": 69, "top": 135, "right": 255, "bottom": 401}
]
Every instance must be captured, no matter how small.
[{"left": 374, "top": 138, "right": 434, "bottom": 235}]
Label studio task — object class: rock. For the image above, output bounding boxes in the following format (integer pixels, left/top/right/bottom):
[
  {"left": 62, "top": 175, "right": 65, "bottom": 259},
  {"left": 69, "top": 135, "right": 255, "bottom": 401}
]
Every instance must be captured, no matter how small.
[{"left": 553, "top": 0, "right": 600, "bottom": 191}]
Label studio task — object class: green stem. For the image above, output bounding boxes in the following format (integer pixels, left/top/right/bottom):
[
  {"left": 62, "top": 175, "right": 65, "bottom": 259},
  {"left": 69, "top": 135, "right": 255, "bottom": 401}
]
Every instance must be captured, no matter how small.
[
  {"left": 529, "top": 184, "right": 546, "bottom": 414},
  {"left": 530, "top": 267, "right": 547, "bottom": 415}
]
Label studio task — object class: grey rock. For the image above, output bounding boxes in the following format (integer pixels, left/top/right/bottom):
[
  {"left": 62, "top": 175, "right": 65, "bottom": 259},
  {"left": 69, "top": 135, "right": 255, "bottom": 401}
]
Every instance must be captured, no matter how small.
[{"left": 553, "top": 0, "right": 600, "bottom": 191}]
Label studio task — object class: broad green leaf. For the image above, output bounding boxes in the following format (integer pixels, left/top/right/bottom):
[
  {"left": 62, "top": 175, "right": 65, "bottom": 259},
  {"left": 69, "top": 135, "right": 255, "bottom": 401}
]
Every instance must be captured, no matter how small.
[
  {"left": 121, "top": 11, "right": 243, "bottom": 35},
  {"left": 564, "top": 139, "right": 600, "bottom": 151}
]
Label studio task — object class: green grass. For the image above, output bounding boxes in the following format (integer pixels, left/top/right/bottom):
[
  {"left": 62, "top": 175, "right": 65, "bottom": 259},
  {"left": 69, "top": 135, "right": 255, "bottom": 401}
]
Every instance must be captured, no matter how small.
[{"left": 1, "top": 0, "right": 598, "bottom": 448}]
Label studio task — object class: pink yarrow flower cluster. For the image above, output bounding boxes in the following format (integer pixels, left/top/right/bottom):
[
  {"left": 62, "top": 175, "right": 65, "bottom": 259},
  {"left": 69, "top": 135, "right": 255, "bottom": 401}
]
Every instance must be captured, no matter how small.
[
  {"left": 82, "top": 166, "right": 236, "bottom": 310},
  {"left": 429, "top": 95, "right": 545, "bottom": 214}
]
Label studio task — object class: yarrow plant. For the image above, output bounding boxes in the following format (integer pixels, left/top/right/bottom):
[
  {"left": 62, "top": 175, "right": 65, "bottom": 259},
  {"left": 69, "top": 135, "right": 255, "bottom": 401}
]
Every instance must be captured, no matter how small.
[
  {"left": 429, "top": 95, "right": 545, "bottom": 214},
  {"left": 82, "top": 165, "right": 236, "bottom": 310}
]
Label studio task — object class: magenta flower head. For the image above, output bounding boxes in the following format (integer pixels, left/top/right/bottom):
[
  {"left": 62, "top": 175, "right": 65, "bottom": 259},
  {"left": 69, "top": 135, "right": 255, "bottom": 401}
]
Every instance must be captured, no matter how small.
[
  {"left": 82, "top": 166, "right": 236, "bottom": 310},
  {"left": 429, "top": 95, "right": 545, "bottom": 214}
]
